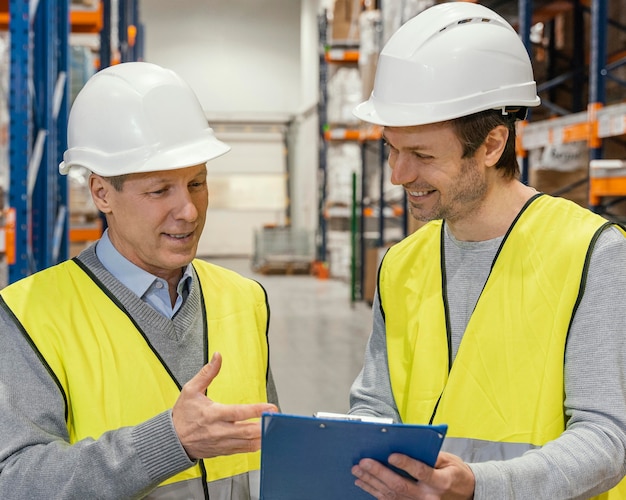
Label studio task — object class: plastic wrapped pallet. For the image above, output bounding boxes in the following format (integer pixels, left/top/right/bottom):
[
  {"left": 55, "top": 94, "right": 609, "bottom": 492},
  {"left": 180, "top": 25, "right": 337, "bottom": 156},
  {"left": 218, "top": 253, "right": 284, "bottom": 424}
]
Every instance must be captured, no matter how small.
[
  {"left": 528, "top": 141, "right": 589, "bottom": 207},
  {"left": 252, "top": 226, "right": 315, "bottom": 275},
  {"left": 326, "top": 143, "right": 361, "bottom": 206},
  {"left": 359, "top": 9, "right": 382, "bottom": 101},
  {"left": 327, "top": 67, "right": 362, "bottom": 126},
  {"left": 381, "top": 0, "right": 435, "bottom": 44},
  {"left": 327, "top": 230, "right": 352, "bottom": 279}
]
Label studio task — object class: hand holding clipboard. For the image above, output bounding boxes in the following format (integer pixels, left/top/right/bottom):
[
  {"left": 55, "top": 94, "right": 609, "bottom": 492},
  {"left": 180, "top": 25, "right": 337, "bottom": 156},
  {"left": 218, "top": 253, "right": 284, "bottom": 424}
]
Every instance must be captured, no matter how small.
[{"left": 259, "top": 412, "right": 447, "bottom": 500}]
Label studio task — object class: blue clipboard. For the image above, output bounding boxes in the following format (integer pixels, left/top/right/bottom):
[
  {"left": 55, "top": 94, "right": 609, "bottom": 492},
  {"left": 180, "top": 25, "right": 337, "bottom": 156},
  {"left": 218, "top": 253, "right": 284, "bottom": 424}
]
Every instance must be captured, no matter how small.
[{"left": 260, "top": 413, "right": 447, "bottom": 500}]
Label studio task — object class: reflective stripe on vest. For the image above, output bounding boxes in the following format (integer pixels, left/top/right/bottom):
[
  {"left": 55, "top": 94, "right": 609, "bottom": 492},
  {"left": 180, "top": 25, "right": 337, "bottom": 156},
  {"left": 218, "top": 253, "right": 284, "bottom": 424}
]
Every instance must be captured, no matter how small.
[
  {"left": 142, "top": 470, "right": 258, "bottom": 500},
  {"left": 442, "top": 436, "right": 537, "bottom": 462},
  {"left": 0, "top": 258, "right": 269, "bottom": 486}
]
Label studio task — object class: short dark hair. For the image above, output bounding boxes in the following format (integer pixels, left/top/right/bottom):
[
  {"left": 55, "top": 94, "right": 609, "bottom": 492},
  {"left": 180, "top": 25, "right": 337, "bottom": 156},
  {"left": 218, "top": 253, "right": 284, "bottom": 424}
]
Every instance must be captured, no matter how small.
[
  {"left": 451, "top": 109, "right": 521, "bottom": 179},
  {"left": 103, "top": 174, "right": 129, "bottom": 192}
]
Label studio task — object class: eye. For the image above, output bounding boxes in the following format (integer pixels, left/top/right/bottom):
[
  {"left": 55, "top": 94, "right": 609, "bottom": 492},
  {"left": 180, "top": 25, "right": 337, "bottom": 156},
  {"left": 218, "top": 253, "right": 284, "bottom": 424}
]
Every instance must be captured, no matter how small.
[{"left": 413, "top": 151, "right": 433, "bottom": 160}]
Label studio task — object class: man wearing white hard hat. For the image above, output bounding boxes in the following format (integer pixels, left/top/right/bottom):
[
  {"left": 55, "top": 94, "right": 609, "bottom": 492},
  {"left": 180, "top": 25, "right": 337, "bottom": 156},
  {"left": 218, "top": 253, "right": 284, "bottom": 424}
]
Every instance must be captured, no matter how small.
[
  {"left": 348, "top": 2, "right": 626, "bottom": 499},
  {"left": 0, "top": 62, "right": 279, "bottom": 499}
]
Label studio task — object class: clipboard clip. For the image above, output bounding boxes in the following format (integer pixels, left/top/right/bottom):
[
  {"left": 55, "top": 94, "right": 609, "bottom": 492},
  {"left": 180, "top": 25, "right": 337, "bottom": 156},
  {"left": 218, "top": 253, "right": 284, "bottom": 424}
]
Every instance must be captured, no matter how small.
[{"left": 313, "top": 411, "right": 394, "bottom": 424}]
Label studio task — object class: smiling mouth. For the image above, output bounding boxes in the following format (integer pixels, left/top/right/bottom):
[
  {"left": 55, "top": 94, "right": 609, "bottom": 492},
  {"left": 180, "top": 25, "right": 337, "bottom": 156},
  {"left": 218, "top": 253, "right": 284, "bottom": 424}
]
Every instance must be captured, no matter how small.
[
  {"left": 166, "top": 232, "right": 193, "bottom": 240},
  {"left": 407, "top": 189, "right": 434, "bottom": 198}
]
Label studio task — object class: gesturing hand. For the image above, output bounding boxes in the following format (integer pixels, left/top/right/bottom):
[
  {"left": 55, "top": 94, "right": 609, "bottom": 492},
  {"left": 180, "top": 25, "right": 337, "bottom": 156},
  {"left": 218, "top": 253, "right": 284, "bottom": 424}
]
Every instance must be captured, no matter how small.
[{"left": 172, "top": 352, "right": 278, "bottom": 460}]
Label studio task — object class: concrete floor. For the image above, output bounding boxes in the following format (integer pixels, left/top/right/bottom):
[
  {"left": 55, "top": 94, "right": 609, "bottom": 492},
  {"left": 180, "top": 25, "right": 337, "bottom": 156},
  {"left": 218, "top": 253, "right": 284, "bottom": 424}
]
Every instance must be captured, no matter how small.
[{"left": 206, "top": 257, "right": 373, "bottom": 417}]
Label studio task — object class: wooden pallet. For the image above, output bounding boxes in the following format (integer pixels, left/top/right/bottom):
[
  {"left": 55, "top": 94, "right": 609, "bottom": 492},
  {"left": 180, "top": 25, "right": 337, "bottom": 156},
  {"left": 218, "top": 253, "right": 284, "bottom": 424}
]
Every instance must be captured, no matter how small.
[{"left": 255, "top": 260, "right": 312, "bottom": 276}]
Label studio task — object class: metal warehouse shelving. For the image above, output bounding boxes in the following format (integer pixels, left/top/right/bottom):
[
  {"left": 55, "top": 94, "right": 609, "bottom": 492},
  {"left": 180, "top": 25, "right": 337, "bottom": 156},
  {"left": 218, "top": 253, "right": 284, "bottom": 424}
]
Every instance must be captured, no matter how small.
[
  {"left": 316, "top": 0, "right": 624, "bottom": 298},
  {"left": 317, "top": 6, "right": 406, "bottom": 301},
  {"left": 4, "top": 0, "right": 70, "bottom": 284},
  {"left": 513, "top": 0, "right": 626, "bottom": 215},
  {"left": 1, "top": 0, "right": 143, "bottom": 285}
]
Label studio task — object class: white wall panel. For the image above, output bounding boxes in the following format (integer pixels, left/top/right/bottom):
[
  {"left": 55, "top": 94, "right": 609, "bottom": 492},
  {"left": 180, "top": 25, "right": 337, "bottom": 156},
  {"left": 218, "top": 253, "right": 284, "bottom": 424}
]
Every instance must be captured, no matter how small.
[
  {"left": 207, "top": 132, "right": 286, "bottom": 175},
  {"left": 199, "top": 130, "right": 288, "bottom": 256},
  {"left": 208, "top": 174, "right": 287, "bottom": 210},
  {"left": 139, "top": 0, "right": 302, "bottom": 115},
  {"left": 200, "top": 209, "right": 287, "bottom": 257},
  {"left": 138, "top": 0, "right": 320, "bottom": 256}
]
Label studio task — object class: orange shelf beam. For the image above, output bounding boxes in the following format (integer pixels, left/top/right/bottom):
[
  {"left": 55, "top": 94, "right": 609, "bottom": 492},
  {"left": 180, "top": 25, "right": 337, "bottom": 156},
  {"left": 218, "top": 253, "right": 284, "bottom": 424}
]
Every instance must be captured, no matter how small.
[
  {"left": 0, "top": 0, "right": 7, "bottom": 30},
  {"left": 324, "top": 126, "right": 383, "bottom": 141},
  {"left": 0, "top": 2, "right": 103, "bottom": 33},
  {"left": 560, "top": 121, "right": 592, "bottom": 144},
  {"left": 69, "top": 223, "right": 102, "bottom": 243},
  {"left": 70, "top": 3, "right": 103, "bottom": 34},
  {"left": 589, "top": 177, "right": 626, "bottom": 206},
  {"left": 325, "top": 49, "right": 359, "bottom": 63}
]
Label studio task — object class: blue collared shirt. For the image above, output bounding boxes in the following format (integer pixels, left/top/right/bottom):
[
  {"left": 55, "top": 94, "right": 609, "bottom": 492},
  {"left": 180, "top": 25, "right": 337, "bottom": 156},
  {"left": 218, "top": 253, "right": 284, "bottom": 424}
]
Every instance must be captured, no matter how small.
[{"left": 95, "top": 230, "right": 193, "bottom": 319}]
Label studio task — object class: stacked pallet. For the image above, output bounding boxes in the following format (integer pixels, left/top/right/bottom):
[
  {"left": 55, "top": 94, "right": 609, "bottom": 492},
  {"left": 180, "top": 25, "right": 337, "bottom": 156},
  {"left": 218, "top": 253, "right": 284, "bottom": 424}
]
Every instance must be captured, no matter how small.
[{"left": 252, "top": 226, "right": 314, "bottom": 276}]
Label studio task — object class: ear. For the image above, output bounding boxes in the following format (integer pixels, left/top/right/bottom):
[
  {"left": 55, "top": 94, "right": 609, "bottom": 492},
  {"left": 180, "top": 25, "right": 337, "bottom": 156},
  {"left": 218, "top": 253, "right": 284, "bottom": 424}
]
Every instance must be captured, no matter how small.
[
  {"left": 483, "top": 125, "right": 509, "bottom": 168},
  {"left": 89, "top": 174, "right": 112, "bottom": 214}
]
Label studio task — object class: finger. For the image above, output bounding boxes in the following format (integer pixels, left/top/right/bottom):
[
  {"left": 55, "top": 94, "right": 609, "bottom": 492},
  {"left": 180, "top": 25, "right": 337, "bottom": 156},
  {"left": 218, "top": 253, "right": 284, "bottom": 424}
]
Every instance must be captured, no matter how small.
[
  {"left": 193, "top": 416, "right": 268, "bottom": 457},
  {"left": 219, "top": 435, "right": 264, "bottom": 455},
  {"left": 183, "top": 352, "right": 222, "bottom": 395},
  {"left": 182, "top": 423, "right": 265, "bottom": 459},
  {"left": 212, "top": 402, "right": 279, "bottom": 423},
  {"left": 352, "top": 460, "right": 393, "bottom": 499},
  {"left": 204, "top": 433, "right": 265, "bottom": 456},
  {"left": 211, "top": 418, "right": 266, "bottom": 441},
  {"left": 388, "top": 453, "right": 432, "bottom": 483},
  {"left": 355, "top": 457, "right": 422, "bottom": 498},
  {"left": 353, "top": 473, "right": 385, "bottom": 499}
]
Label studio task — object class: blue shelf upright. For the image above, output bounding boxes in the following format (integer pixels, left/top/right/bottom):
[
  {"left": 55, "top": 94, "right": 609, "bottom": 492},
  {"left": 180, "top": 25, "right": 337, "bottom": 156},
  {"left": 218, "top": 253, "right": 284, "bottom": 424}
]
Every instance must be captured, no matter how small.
[
  {"left": 118, "top": 0, "right": 143, "bottom": 63},
  {"left": 8, "top": 0, "right": 69, "bottom": 283}
]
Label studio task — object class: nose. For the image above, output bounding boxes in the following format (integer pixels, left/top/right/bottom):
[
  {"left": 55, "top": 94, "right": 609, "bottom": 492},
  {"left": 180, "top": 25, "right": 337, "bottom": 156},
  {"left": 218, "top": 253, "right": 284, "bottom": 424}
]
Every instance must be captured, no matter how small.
[
  {"left": 389, "top": 153, "right": 417, "bottom": 186},
  {"left": 174, "top": 189, "right": 200, "bottom": 221}
]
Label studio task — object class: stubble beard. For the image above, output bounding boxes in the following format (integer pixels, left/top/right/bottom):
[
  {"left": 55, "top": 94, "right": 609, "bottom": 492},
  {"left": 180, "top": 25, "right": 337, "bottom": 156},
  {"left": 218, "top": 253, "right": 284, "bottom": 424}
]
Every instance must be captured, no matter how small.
[{"left": 408, "top": 158, "right": 487, "bottom": 224}]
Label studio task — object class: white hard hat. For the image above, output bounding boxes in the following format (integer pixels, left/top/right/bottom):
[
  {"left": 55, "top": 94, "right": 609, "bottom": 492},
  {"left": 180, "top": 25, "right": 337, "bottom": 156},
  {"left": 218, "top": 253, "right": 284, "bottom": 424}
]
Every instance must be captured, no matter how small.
[
  {"left": 353, "top": 2, "right": 541, "bottom": 127},
  {"left": 59, "top": 62, "right": 230, "bottom": 176}
]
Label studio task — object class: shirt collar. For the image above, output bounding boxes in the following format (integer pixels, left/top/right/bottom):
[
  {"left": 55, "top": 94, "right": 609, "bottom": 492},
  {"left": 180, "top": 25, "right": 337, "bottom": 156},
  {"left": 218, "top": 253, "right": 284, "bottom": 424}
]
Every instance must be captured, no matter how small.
[{"left": 95, "top": 229, "right": 193, "bottom": 299}]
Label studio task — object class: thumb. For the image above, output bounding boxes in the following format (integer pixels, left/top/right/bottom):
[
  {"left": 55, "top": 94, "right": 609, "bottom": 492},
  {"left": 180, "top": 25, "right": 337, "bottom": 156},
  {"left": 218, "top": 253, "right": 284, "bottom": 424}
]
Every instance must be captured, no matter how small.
[{"left": 185, "top": 351, "right": 222, "bottom": 395}]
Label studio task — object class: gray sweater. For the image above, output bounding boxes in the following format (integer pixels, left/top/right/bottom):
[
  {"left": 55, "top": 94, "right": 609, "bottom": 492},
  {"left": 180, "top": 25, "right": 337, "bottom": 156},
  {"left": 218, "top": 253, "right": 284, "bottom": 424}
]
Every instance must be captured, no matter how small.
[
  {"left": 0, "top": 245, "right": 278, "bottom": 499},
  {"left": 350, "top": 223, "right": 626, "bottom": 499}
]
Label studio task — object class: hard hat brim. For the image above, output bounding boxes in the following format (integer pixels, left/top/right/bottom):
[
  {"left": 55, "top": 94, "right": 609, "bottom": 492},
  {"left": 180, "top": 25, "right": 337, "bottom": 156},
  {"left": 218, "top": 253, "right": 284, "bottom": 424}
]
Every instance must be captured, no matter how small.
[
  {"left": 353, "top": 92, "right": 541, "bottom": 127},
  {"left": 60, "top": 132, "right": 231, "bottom": 176}
]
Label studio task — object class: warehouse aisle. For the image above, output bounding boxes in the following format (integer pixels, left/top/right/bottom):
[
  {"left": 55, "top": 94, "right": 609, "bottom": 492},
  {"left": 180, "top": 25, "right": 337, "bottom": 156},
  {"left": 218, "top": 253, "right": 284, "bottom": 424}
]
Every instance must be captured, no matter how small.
[{"left": 205, "top": 257, "right": 373, "bottom": 417}]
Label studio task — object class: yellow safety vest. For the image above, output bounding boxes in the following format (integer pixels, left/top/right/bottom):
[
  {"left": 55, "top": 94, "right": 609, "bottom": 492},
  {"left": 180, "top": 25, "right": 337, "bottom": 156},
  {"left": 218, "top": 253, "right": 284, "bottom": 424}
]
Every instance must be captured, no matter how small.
[
  {"left": 0, "top": 258, "right": 269, "bottom": 487},
  {"left": 380, "top": 194, "right": 626, "bottom": 499}
]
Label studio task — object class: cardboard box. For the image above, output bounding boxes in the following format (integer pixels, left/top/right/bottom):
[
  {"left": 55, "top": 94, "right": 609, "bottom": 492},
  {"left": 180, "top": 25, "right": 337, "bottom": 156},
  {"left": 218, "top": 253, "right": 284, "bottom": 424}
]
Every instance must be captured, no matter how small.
[
  {"left": 529, "top": 167, "right": 589, "bottom": 207},
  {"left": 363, "top": 246, "right": 388, "bottom": 304},
  {"left": 331, "top": 0, "right": 360, "bottom": 43}
]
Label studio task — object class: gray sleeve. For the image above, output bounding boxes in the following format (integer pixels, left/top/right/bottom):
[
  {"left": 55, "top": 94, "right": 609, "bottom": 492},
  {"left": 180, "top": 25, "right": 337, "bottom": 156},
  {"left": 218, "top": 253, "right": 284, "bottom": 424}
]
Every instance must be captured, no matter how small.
[
  {"left": 470, "top": 226, "right": 626, "bottom": 499},
  {"left": 266, "top": 365, "right": 280, "bottom": 409},
  {"left": 0, "top": 306, "right": 194, "bottom": 500},
  {"left": 348, "top": 289, "right": 401, "bottom": 422}
]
